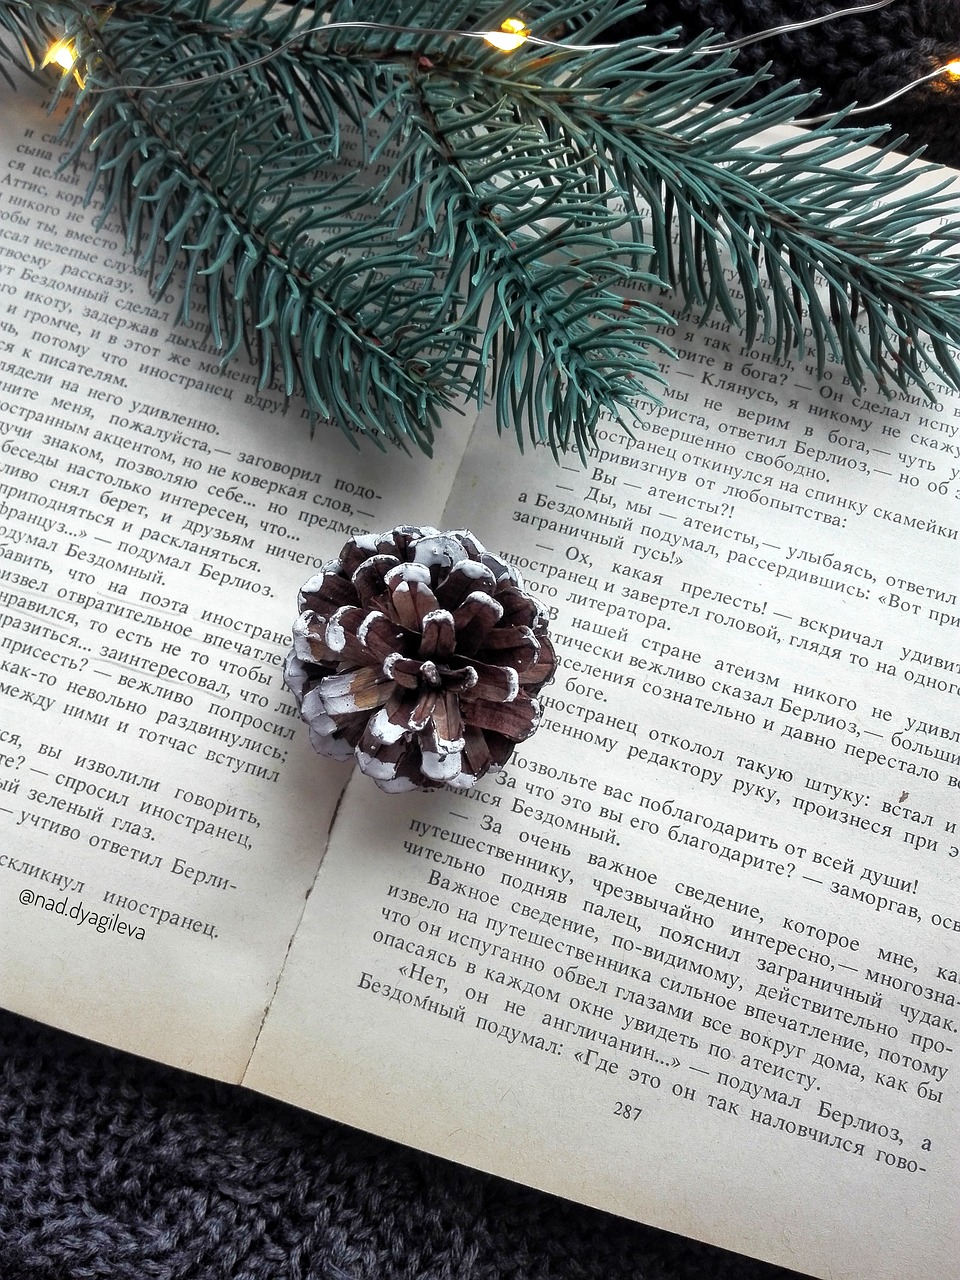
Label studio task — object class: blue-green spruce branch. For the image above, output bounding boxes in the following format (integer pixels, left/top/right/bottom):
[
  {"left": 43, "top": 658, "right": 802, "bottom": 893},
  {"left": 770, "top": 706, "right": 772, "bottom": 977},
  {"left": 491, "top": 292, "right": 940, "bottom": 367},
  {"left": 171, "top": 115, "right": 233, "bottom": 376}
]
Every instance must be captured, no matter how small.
[{"left": 3, "top": 0, "right": 960, "bottom": 459}]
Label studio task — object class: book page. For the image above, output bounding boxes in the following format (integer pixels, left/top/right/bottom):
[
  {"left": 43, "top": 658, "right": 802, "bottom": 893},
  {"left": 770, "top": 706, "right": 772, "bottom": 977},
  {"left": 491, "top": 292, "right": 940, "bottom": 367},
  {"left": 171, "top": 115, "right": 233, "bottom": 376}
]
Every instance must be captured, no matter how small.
[
  {"left": 0, "top": 75, "right": 472, "bottom": 1075},
  {"left": 246, "top": 296, "right": 960, "bottom": 1270}
]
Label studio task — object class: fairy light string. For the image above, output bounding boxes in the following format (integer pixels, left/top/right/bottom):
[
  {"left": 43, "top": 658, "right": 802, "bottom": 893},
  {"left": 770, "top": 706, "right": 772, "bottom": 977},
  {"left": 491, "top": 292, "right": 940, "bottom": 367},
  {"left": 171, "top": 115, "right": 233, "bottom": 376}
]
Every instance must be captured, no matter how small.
[{"left": 41, "top": 2, "right": 960, "bottom": 124}]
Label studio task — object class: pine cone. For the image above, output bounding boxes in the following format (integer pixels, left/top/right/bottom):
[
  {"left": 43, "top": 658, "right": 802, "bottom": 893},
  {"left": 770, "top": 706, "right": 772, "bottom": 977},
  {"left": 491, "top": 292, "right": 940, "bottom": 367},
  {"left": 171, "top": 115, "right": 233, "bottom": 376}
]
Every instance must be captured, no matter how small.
[{"left": 284, "top": 526, "right": 557, "bottom": 792}]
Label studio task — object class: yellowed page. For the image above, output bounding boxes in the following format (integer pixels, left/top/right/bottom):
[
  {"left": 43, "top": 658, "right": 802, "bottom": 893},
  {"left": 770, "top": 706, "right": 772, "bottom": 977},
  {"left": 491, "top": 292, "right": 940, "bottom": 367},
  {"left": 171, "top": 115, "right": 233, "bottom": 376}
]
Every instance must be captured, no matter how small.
[
  {"left": 0, "top": 74, "right": 472, "bottom": 1076},
  {"left": 247, "top": 352, "right": 960, "bottom": 1273}
]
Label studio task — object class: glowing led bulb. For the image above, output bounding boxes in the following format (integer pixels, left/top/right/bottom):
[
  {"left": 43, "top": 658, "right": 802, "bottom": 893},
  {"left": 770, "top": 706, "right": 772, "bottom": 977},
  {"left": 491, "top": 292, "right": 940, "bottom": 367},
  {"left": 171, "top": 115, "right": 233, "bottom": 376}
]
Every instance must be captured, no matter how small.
[
  {"left": 483, "top": 18, "right": 530, "bottom": 52},
  {"left": 944, "top": 59, "right": 960, "bottom": 78},
  {"left": 43, "top": 39, "right": 77, "bottom": 72}
]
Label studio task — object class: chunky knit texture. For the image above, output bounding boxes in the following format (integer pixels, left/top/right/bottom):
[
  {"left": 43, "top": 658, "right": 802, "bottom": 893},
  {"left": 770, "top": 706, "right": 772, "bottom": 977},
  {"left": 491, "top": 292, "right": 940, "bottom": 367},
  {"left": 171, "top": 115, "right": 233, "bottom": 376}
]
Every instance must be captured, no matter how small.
[
  {"left": 0, "top": 1009, "right": 812, "bottom": 1280},
  {"left": 608, "top": 0, "right": 960, "bottom": 166}
]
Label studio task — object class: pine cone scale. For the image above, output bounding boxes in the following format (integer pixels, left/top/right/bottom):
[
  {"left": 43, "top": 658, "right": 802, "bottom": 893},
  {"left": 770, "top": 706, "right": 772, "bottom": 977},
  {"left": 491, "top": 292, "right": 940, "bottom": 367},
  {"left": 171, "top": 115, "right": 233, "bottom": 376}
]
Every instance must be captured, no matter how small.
[
  {"left": 434, "top": 691, "right": 464, "bottom": 750},
  {"left": 382, "top": 690, "right": 421, "bottom": 734},
  {"left": 435, "top": 562, "right": 498, "bottom": 611},
  {"left": 494, "top": 585, "right": 540, "bottom": 629},
  {"left": 419, "top": 609, "right": 457, "bottom": 659},
  {"left": 301, "top": 566, "right": 357, "bottom": 613},
  {"left": 460, "top": 658, "right": 519, "bottom": 703},
  {"left": 464, "top": 691, "right": 540, "bottom": 741},
  {"left": 383, "top": 653, "right": 422, "bottom": 688},
  {"left": 325, "top": 605, "right": 375, "bottom": 664},
  {"left": 410, "top": 688, "right": 439, "bottom": 733},
  {"left": 319, "top": 667, "right": 393, "bottom": 717},
  {"left": 365, "top": 706, "right": 407, "bottom": 748},
  {"left": 449, "top": 593, "right": 504, "bottom": 652},
  {"left": 352, "top": 555, "right": 401, "bottom": 606},
  {"left": 356, "top": 612, "right": 406, "bottom": 662},
  {"left": 292, "top": 613, "right": 339, "bottom": 667},
  {"left": 390, "top": 584, "right": 434, "bottom": 632}
]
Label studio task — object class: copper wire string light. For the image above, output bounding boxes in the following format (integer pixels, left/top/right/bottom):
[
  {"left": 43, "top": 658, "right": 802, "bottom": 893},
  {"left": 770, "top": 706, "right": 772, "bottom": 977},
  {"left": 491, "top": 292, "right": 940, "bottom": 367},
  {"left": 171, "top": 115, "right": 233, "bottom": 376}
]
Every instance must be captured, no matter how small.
[
  {"left": 798, "top": 58, "right": 960, "bottom": 124},
  {"left": 50, "top": 0, "right": 960, "bottom": 123},
  {"left": 60, "top": 0, "right": 947, "bottom": 107}
]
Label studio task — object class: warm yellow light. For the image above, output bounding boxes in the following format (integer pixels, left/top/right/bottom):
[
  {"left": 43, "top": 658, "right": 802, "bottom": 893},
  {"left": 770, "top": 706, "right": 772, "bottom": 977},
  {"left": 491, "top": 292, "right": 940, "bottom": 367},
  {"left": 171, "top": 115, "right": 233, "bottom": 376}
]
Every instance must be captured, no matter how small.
[
  {"left": 43, "top": 39, "right": 77, "bottom": 72},
  {"left": 41, "top": 37, "right": 85, "bottom": 86},
  {"left": 483, "top": 18, "right": 530, "bottom": 52},
  {"left": 944, "top": 59, "right": 960, "bottom": 78}
]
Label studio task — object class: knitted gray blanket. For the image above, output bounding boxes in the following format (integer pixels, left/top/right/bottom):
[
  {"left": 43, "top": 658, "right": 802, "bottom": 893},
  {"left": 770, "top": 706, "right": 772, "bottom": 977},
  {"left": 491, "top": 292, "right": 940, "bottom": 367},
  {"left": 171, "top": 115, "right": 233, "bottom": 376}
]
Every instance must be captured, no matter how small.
[
  {"left": 1, "top": 2, "right": 952, "bottom": 1275},
  {"left": 0, "top": 1009, "right": 808, "bottom": 1278}
]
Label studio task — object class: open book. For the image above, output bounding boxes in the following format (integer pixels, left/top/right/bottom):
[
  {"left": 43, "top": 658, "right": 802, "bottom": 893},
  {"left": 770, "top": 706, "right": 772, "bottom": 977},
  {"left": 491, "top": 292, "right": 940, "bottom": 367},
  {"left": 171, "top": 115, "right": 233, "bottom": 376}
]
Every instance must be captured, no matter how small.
[{"left": 1, "top": 72, "right": 957, "bottom": 1280}]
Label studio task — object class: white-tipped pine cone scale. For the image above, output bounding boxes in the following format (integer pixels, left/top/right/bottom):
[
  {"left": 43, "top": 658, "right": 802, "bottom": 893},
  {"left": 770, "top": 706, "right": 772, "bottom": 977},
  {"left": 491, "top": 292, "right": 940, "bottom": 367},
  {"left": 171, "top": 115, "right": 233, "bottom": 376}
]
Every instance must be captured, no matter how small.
[{"left": 284, "top": 526, "right": 558, "bottom": 792}]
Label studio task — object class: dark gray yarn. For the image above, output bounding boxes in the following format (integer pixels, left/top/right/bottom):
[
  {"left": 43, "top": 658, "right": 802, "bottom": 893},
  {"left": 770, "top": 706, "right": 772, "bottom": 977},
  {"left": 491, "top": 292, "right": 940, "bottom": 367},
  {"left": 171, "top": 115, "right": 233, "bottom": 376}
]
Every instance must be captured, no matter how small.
[
  {"left": 607, "top": 0, "right": 960, "bottom": 166},
  {"left": 0, "top": 1007, "right": 814, "bottom": 1279}
]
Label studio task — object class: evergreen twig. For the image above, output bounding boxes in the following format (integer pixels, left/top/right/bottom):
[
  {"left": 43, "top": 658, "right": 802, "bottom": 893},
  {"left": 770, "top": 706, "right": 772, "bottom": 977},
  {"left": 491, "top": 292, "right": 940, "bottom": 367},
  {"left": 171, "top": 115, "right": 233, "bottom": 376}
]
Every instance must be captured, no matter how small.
[{"left": 3, "top": 0, "right": 960, "bottom": 458}]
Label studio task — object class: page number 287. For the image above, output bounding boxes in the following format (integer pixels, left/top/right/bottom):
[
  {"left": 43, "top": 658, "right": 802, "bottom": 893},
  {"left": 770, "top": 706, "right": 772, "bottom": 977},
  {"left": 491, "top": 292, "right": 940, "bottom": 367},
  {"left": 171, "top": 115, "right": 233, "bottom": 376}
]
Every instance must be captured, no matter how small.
[{"left": 613, "top": 1102, "right": 642, "bottom": 1121}]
